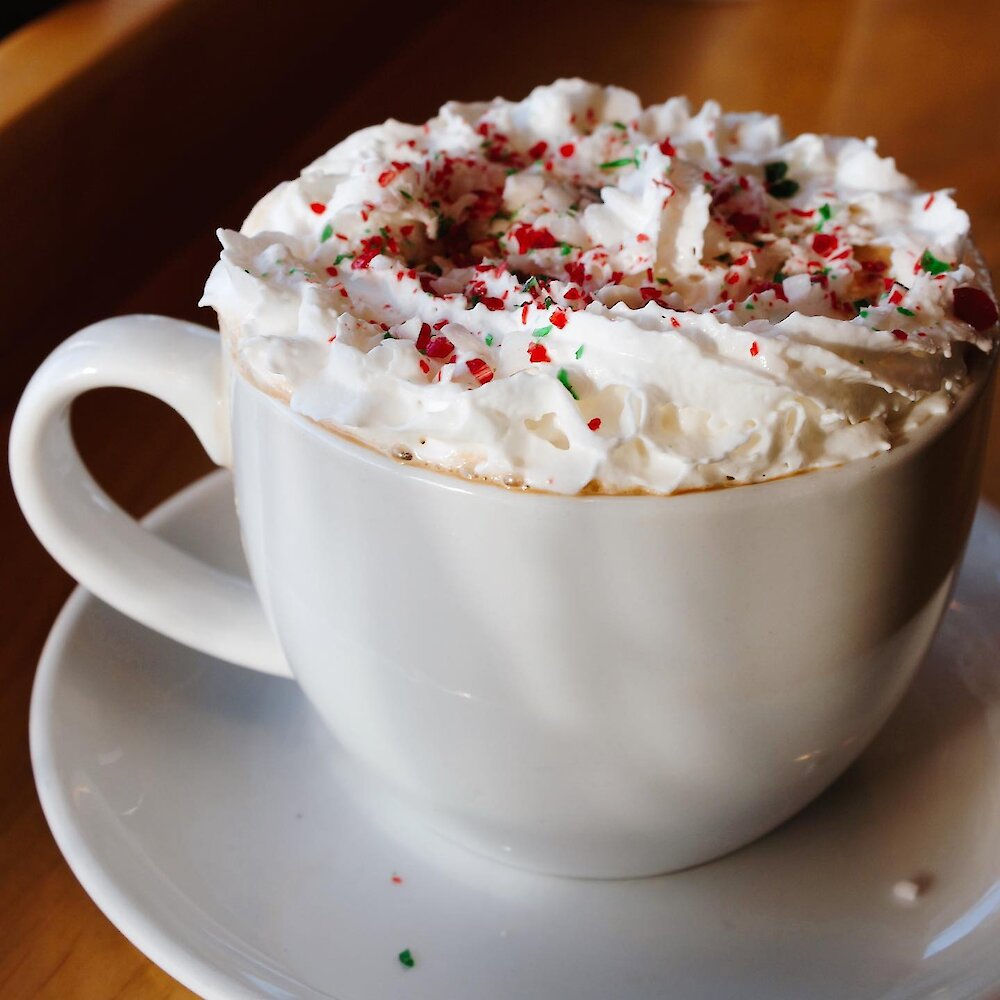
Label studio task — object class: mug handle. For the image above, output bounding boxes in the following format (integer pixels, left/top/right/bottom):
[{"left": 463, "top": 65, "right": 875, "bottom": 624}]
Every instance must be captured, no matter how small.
[{"left": 9, "top": 314, "right": 290, "bottom": 677}]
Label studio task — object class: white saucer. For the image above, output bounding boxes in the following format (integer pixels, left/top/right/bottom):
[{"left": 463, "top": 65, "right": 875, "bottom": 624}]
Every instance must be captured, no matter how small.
[{"left": 30, "top": 471, "right": 1000, "bottom": 1000}]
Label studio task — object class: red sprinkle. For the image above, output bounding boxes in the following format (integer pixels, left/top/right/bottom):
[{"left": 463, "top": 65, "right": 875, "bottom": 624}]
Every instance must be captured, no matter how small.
[
  {"left": 466, "top": 358, "right": 494, "bottom": 384},
  {"left": 325, "top": 266, "right": 338, "bottom": 277},
  {"left": 565, "top": 261, "right": 586, "bottom": 286},
  {"left": 425, "top": 336, "right": 454, "bottom": 359},
  {"left": 923, "top": 193, "right": 936, "bottom": 211},
  {"left": 510, "top": 223, "right": 559, "bottom": 254},
  {"left": 725, "top": 272, "right": 740, "bottom": 285},
  {"left": 378, "top": 169, "right": 398, "bottom": 187},
  {"left": 521, "top": 303, "right": 530, "bottom": 325},
  {"left": 636, "top": 233, "right": 650, "bottom": 243},
  {"left": 892, "top": 329, "right": 908, "bottom": 341},
  {"left": 416, "top": 323, "right": 432, "bottom": 353},
  {"left": 659, "top": 138, "right": 676, "bottom": 156},
  {"left": 588, "top": 417, "right": 602, "bottom": 431},
  {"left": 811, "top": 233, "right": 838, "bottom": 257},
  {"left": 480, "top": 297, "right": 505, "bottom": 311},
  {"left": 309, "top": 202, "right": 326, "bottom": 214},
  {"left": 391, "top": 875, "right": 404, "bottom": 885},
  {"left": 419, "top": 359, "right": 430, "bottom": 373},
  {"left": 352, "top": 247, "right": 381, "bottom": 269},
  {"left": 527, "top": 342, "right": 551, "bottom": 363},
  {"left": 953, "top": 286, "right": 999, "bottom": 330},
  {"left": 527, "top": 141, "right": 548, "bottom": 160},
  {"left": 670, "top": 317, "right": 681, "bottom": 328},
  {"left": 750, "top": 341, "right": 759, "bottom": 357},
  {"left": 559, "top": 143, "right": 575, "bottom": 158},
  {"left": 550, "top": 310, "right": 568, "bottom": 329},
  {"left": 640, "top": 286, "right": 663, "bottom": 302}
]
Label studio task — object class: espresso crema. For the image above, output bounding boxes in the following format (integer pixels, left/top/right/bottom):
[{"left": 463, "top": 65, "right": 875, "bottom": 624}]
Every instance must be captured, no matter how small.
[{"left": 202, "top": 79, "right": 997, "bottom": 495}]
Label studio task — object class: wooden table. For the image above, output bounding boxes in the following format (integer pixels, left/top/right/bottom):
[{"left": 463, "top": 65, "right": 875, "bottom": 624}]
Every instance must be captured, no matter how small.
[{"left": 2, "top": 1, "right": 999, "bottom": 995}]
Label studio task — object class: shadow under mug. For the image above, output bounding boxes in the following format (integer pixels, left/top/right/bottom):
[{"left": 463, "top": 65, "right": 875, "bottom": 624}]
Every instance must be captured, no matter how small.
[{"left": 10, "top": 315, "right": 997, "bottom": 877}]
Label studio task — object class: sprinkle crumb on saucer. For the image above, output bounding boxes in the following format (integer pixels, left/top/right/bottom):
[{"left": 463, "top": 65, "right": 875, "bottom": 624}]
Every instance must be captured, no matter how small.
[{"left": 892, "top": 872, "right": 934, "bottom": 905}]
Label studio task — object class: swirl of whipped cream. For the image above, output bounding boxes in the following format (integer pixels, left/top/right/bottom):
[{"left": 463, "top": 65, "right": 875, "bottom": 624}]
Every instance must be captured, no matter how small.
[{"left": 202, "top": 79, "right": 997, "bottom": 494}]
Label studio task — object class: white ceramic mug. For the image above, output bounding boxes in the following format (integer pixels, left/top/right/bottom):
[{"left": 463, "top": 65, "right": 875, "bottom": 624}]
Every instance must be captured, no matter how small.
[{"left": 10, "top": 315, "right": 997, "bottom": 877}]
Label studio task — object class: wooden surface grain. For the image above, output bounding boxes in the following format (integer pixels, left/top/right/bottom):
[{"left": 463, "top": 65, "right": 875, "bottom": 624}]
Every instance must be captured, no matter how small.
[{"left": 2, "top": 1, "right": 999, "bottom": 996}]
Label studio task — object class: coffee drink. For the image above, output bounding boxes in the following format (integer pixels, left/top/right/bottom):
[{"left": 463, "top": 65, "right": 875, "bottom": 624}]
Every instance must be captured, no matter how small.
[{"left": 203, "top": 79, "right": 996, "bottom": 495}]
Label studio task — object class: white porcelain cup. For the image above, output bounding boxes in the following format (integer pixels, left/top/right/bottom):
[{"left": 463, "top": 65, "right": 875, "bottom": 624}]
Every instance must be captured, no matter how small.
[{"left": 10, "top": 315, "right": 997, "bottom": 877}]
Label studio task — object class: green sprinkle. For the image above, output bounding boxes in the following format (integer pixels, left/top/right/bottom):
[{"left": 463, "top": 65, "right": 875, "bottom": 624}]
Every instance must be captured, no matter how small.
[
  {"left": 612, "top": 121, "right": 628, "bottom": 130},
  {"left": 505, "top": 167, "right": 518, "bottom": 175},
  {"left": 543, "top": 296, "right": 554, "bottom": 308},
  {"left": 560, "top": 242, "right": 573, "bottom": 257},
  {"left": 858, "top": 359, "right": 866, "bottom": 364},
  {"left": 383, "top": 332, "right": 393, "bottom": 339},
  {"left": 333, "top": 253, "right": 354, "bottom": 265},
  {"left": 288, "top": 268, "right": 297, "bottom": 275},
  {"left": 320, "top": 223, "right": 334, "bottom": 242},
  {"left": 764, "top": 161, "right": 788, "bottom": 184},
  {"left": 715, "top": 252, "right": 732, "bottom": 264},
  {"left": 400, "top": 189, "right": 413, "bottom": 201},
  {"left": 745, "top": 303, "right": 754, "bottom": 310},
  {"left": 599, "top": 156, "right": 638, "bottom": 170},
  {"left": 819, "top": 203, "right": 832, "bottom": 221},
  {"left": 768, "top": 179, "right": 800, "bottom": 199},
  {"left": 557, "top": 368, "right": 579, "bottom": 399},
  {"left": 920, "top": 249, "right": 951, "bottom": 275},
  {"left": 860, "top": 309, "right": 869, "bottom": 317},
  {"left": 380, "top": 227, "right": 390, "bottom": 241},
  {"left": 491, "top": 210, "right": 513, "bottom": 222},
  {"left": 773, "top": 271, "right": 787, "bottom": 283},
  {"left": 897, "top": 306, "right": 915, "bottom": 316},
  {"left": 522, "top": 276, "right": 539, "bottom": 292},
  {"left": 533, "top": 325, "right": 553, "bottom": 338},
  {"left": 575, "top": 344, "right": 584, "bottom": 359},
  {"left": 398, "top": 949, "right": 415, "bottom": 969},
  {"left": 485, "top": 334, "right": 494, "bottom": 346},
  {"left": 853, "top": 298, "right": 871, "bottom": 310},
  {"left": 657, "top": 278, "right": 672, "bottom": 286}
]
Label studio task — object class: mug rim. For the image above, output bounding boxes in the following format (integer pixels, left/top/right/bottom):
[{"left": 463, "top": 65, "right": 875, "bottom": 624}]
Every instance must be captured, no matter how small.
[{"left": 231, "top": 342, "right": 998, "bottom": 509}]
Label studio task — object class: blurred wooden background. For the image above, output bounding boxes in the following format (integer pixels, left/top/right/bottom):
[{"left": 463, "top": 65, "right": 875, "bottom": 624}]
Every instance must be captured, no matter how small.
[{"left": 2, "top": 0, "right": 999, "bottom": 995}]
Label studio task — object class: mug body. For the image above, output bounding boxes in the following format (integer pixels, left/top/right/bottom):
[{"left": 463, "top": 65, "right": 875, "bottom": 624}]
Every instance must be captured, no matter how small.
[{"left": 230, "top": 358, "right": 995, "bottom": 878}]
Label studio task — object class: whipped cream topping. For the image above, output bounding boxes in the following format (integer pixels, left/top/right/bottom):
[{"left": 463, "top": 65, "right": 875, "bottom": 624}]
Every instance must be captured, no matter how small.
[{"left": 202, "top": 79, "right": 997, "bottom": 494}]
